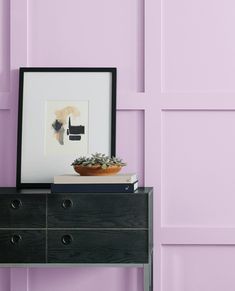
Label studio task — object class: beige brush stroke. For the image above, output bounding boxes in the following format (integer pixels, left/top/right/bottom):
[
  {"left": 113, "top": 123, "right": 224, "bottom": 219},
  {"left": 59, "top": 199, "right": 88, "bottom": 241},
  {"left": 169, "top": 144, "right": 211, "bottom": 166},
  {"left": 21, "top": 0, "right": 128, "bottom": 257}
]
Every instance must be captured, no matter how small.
[{"left": 55, "top": 106, "right": 80, "bottom": 124}]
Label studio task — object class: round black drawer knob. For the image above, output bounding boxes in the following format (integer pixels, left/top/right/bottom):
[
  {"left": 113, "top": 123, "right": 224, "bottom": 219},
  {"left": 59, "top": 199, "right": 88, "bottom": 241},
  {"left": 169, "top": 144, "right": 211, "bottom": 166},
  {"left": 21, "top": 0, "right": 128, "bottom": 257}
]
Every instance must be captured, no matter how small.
[
  {"left": 62, "top": 199, "right": 73, "bottom": 209},
  {"left": 61, "top": 234, "right": 73, "bottom": 245},
  {"left": 10, "top": 234, "right": 22, "bottom": 244},
  {"left": 11, "top": 199, "right": 22, "bottom": 209}
]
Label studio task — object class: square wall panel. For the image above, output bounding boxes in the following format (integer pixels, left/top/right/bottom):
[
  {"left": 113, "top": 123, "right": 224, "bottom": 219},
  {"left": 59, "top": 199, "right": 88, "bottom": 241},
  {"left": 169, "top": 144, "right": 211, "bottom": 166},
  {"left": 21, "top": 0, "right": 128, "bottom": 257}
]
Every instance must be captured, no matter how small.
[
  {"left": 162, "top": 245, "right": 235, "bottom": 291},
  {"left": 27, "top": 0, "right": 144, "bottom": 92},
  {"left": 162, "top": 110, "right": 235, "bottom": 226},
  {"left": 162, "top": 0, "right": 235, "bottom": 92}
]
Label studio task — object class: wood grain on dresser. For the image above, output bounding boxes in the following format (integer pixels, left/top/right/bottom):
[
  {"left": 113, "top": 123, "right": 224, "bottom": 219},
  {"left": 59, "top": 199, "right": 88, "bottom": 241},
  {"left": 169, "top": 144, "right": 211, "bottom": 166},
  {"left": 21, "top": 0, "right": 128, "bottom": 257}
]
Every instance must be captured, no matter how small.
[
  {"left": 0, "top": 187, "right": 153, "bottom": 265},
  {"left": 0, "top": 194, "right": 46, "bottom": 228},
  {"left": 48, "top": 193, "right": 148, "bottom": 228},
  {"left": 48, "top": 230, "right": 148, "bottom": 263},
  {"left": 0, "top": 230, "right": 46, "bottom": 263},
  {"left": 0, "top": 187, "right": 153, "bottom": 290}
]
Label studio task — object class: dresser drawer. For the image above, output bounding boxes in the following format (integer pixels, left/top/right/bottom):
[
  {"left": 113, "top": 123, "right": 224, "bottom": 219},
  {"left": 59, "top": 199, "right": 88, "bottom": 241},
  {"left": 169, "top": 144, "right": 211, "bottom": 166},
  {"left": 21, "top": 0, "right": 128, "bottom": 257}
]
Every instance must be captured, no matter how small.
[
  {"left": 48, "top": 194, "right": 148, "bottom": 228},
  {"left": 0, "top": 230, "right": 46, "bottom": 263},
  {"left": 48, "top": 230, "right": 148, "bottom": 263},
  {"left": 0, "top": 195, "right": 46, "bottom": 228}
]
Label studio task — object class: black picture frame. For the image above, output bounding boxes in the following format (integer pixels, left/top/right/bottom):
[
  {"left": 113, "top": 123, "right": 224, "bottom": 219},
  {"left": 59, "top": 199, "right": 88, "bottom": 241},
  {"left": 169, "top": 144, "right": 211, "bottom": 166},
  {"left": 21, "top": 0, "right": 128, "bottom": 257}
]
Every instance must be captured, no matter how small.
[{"left": 17, "top": 67, "right": 116, "bottom": 189}]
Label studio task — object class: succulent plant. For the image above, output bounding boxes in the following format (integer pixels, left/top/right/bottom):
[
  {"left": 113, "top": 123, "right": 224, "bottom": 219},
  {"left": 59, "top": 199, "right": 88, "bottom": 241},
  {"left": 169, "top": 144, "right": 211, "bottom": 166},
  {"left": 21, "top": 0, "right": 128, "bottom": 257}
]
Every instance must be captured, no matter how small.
[{"left": 71, "top": 153, "right": 127, "bottom": 169}]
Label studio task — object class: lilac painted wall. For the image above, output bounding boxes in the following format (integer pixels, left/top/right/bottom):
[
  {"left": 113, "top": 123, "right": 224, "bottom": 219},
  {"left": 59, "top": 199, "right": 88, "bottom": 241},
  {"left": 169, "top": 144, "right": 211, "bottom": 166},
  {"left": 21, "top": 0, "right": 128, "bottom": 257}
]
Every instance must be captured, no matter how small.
[
  {"left": 0, "top": 0, "right": 147, "bottom": 290},
  {"left": 2, "top": 0, "right": 235, "bottom": 290}
]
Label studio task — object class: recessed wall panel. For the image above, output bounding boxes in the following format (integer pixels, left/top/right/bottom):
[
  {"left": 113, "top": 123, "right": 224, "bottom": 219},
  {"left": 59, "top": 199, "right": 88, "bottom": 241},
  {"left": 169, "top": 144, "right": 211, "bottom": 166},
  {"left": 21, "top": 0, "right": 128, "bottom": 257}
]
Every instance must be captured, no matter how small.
[
  {"left": 117, "top": 110, "right": 144, "bottom": 186},
  {"left": 162, "top": 0, "right": 235, "bottom": 92},
  {"left": 28, "top": 268, "right": 143, "bottom": 291},
  {"left": 0, "top": 0, "right": 10, "bottom": 93},
  {"left": 162, "top": 245, "right": 235, "bottom": 291},
  {"left": 162, "top": 110, "right": 235, "bottom": 226},
  {"left": 28, "top": 0, "right": 145, "bottom": 92}
]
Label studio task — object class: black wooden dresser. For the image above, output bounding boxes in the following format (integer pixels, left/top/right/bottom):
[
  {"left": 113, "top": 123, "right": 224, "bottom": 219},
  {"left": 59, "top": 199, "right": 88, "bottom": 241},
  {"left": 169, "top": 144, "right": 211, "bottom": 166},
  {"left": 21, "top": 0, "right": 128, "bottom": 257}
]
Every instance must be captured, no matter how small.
[{"left": 0, "top": 187, "right": 153, "bottom": 291}]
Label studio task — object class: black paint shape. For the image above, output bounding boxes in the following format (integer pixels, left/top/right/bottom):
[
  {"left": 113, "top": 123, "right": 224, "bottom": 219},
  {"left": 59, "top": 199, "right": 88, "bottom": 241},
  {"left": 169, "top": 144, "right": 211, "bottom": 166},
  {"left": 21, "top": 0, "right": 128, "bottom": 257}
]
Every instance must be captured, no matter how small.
[
  {"left": 52, "top": 119, "right": 63, "bottom": 132},
  {"left": 69, "top": 135, "right": 81, "bottom": 141},
  {"left": 67, "top": 117, "right": 85, "bottom": 134}
]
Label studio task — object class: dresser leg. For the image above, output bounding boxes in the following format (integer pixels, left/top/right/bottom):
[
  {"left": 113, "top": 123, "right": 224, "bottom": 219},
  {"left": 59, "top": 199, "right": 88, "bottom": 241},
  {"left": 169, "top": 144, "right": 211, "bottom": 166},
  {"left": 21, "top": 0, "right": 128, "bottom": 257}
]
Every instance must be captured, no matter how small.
[
  {"left": 144, "top": 253, "right": 153, "bottom": 291},
  {"left": 150, "top": 252, "right": 153, "bottom": 291},
  {"left": 144, "top": 264, "right": 149, "bottom": 291}
]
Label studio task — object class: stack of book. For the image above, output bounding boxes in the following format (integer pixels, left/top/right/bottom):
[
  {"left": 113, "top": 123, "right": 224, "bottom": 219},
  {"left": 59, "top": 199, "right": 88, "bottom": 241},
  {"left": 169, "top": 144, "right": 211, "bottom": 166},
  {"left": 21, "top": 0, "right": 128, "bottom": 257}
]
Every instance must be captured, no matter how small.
[{"left": 51, "top": 173, "right": 138, "bottom": 193}]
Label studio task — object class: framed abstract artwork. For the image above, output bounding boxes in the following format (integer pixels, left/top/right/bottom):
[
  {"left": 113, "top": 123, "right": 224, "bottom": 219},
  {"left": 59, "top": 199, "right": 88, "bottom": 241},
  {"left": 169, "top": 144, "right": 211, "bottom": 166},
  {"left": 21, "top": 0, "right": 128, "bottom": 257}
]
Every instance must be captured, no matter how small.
[{"left": 17, "top": 67, "right": 116, "bottom": 188}]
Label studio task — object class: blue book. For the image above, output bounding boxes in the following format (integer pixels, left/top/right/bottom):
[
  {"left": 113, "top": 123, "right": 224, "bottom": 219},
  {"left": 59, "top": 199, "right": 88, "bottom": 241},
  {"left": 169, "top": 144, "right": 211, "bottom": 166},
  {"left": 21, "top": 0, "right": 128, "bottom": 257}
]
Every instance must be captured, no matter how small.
[{"left": 51, "top": 181, "right": 138, "bottom": 193}]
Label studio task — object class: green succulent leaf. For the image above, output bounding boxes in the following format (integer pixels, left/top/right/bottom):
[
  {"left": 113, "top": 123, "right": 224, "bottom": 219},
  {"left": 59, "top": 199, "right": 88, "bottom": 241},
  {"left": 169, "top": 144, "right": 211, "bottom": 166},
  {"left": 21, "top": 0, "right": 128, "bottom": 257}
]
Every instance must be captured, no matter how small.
[{"left": 71, "top": 153, "right": 127, "bottom": 168}]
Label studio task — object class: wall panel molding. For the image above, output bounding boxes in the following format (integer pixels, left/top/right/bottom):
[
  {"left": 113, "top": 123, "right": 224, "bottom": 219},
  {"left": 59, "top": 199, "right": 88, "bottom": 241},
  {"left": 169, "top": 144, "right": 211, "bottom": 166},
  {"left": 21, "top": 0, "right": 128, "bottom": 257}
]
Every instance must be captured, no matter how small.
[{"left": 161, "top": 227, "right": 235, "bottom": 245}]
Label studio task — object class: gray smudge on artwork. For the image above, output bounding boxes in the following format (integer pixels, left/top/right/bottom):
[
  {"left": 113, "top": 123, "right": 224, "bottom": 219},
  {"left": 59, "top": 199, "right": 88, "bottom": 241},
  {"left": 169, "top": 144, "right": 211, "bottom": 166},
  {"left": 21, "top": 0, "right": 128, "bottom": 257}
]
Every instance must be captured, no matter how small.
[{"left": 52, "top": 119, "right": 65, "bottom": 145}]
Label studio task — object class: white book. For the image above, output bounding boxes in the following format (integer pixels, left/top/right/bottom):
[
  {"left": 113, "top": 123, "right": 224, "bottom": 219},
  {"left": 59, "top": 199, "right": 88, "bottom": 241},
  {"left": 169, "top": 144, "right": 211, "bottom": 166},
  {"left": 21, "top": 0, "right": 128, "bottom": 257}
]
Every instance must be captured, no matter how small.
[{"left": 54, "top": 173, "right": 138, "bottom": 184}]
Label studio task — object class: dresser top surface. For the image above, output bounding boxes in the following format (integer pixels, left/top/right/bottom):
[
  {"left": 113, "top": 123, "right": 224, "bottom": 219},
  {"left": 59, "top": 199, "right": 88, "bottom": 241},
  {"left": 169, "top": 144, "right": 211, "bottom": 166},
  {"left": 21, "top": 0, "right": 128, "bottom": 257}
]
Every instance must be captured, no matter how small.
[{"left": 0, "top": 187, "right": 153, "bottom": 195}]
